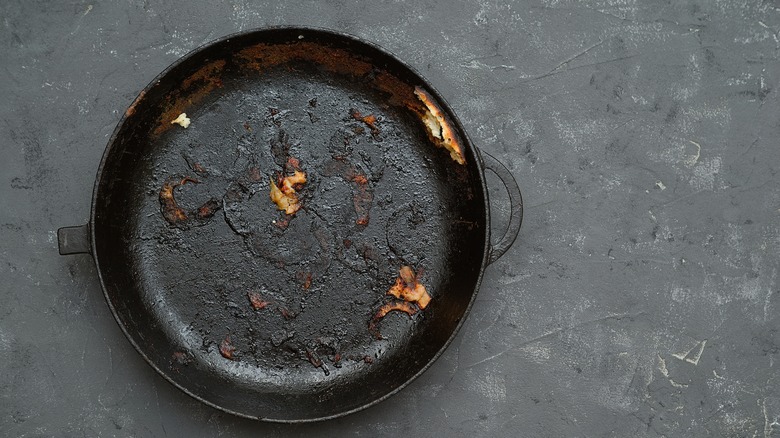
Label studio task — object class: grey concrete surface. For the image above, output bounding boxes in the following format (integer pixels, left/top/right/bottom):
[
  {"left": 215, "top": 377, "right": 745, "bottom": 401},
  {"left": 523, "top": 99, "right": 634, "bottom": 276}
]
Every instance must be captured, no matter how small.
[{"left": 2, "top": 0, "right": 779, "bottom": 436}]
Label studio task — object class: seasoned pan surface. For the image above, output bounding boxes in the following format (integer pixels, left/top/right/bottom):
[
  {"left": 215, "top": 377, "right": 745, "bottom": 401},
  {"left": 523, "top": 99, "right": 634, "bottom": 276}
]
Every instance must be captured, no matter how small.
[{"left": 91, "top": 28, "right": 489, "bottom": 421}]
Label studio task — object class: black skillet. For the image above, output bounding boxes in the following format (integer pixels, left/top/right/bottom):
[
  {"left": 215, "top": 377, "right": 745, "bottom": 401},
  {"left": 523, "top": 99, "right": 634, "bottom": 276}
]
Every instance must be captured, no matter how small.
[{"left": 57, "top": 27, "right": 523, "bottom": 422}]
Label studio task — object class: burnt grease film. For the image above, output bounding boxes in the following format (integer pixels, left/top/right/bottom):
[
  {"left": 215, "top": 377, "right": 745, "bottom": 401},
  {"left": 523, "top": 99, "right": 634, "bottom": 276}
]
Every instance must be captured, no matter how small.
[{"left": 140, "top": 62, "right": 475, "bottom": 379}]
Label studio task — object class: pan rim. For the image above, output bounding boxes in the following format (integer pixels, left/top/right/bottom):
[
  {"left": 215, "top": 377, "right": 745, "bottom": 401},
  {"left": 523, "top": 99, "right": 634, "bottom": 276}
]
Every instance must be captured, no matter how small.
[{"left": 89, "top": 25, "right": 491, "bottom": 423}]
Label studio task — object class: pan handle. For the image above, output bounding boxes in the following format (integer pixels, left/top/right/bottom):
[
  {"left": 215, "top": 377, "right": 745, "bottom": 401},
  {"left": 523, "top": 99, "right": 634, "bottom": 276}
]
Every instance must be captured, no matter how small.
[
  {"left": 58, "top": 224, "right": 91, "bottom": 255},
  {"left": 480, "top": 151, "right": 523, "bottom": 264}
]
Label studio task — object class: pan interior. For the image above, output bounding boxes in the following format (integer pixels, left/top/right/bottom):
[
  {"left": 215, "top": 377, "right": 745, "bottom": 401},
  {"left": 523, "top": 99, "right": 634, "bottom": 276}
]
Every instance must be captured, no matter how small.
[{"left": 93, "top": 29, "right": 486, "bottom": 421}]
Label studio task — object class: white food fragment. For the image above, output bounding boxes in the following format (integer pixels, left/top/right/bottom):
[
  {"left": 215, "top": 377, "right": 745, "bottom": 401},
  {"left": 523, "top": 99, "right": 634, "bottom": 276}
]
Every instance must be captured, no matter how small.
[{"left": 171, "top": 113, "right": 191, "bottom": 128}]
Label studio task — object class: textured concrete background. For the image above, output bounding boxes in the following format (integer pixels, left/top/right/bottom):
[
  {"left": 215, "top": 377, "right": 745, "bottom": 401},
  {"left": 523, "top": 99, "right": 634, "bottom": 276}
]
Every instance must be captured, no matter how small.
[{"left": 2, "top": 0, "right": 780, "bottom": 436}]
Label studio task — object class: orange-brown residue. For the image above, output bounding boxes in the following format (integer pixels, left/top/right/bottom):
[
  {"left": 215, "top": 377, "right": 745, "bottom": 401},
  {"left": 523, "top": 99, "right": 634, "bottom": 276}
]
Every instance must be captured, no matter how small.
[
  {"left": 237, "top": 42, "right": 374, "bottom": 78},
  {"left": 219, "top": 336, "right": 236, "bottom": 360},
  {"left": 350, "top": 109, "right": 380, "bottom": 138},
  {"left": 159, "top": 177, "right": 198, "bottom": 224},
  {"left": 350, "top": 170, "right": 372, "bottom": 226},
  {"left": 247, "top": 290, "right": 270, "bottom": 310},
  {"left": 237, "top": 42, "right": 419, "bottom": 109},
  {"left": 125, "top": 89, "right": 146, "bottom": 117}
]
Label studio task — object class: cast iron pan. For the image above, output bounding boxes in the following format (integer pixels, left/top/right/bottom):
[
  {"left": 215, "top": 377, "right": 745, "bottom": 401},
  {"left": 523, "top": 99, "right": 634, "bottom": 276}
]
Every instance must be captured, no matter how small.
[{"left": 58, "top": 27, "right": 523, "bottom": 422}]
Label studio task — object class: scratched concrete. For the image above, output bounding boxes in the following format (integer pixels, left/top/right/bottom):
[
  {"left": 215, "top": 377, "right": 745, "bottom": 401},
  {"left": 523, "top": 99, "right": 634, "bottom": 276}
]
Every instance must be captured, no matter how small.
[{"left": 1, "top": 0, "right": 779, "bottom": 436}]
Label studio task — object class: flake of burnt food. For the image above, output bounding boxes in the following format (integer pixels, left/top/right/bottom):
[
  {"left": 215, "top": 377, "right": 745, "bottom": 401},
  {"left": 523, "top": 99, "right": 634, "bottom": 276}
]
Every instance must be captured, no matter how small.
[
  {"left": 368, "top": 266, "right": 432, "bottom": 338},
  {"left": 350, "top": 109, "right": 380, "bottom": 138},
  {"left": 159, "top": 177, "right": 198, "bottom": 224},
  {"left": 159, "top": 176, "right": 222, "bottom": 225},
  {"left": 247, "top": 290, "right": 270, "bottom": 310},
  {"left": 182, "top": 154, "right": 208, "bottom": 176},
  {"left": 269, "top": 157, "right": 307, "bottom": 215},
  {"left": 388, "top": 265, "right": 432, "bottom": 309},
  {"left": 219, "top": 336, "right": 236, "bottom": 360},
  {"left": 413, "top": 87, "right": 466, "bottom": 165}
]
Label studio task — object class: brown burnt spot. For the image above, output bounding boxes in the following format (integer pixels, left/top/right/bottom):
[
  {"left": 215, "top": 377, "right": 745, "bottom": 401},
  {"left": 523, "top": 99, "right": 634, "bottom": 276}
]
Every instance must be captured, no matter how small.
[
  {"left": 374, "top": 70, "right": 419, "bottom": 108},
  {"left": 285, "top": 156, "right": 301, "bottom": 173},
  {"left": 351, "top": 172, "right": 373, "bottom": 226},
  {"left": 243, "top": 121, "right": 252, "bottom": 131},
  {"left": 322, "top": 158, "right": 375, "bottom": 226},
  {"left": 237, "top": 41, "right": 425, "bottom": 112},
  {"left": 125, "top": 89, "right": 146, "bottom": 117},
  {"left": 350, "top": 109, "right": 380, "bottom": 138},
  {"left": 248, "top": 166, "right": 262, "bottom": 182},
  {"left": 363, "top": 355, "right": 374, "bottom": 364},
  {"left": 219, "top": 336, "right": 236, "bottom": 360},
  {"left": 279, "top": 307, "right": 295, "bottom": 320},
  {"left": 273, "top": 216, "right": 290, "bottom": 230},
  {"left": 159, "top": 177, "right": 198, "bottom": 225},
  {"left": 298, "top": 271, "right": 313, "bottom": 290},
  {"left": 247, "top": 290, "right": 270, "bottom": 310},
  {"left": 196, "top": 198, "right": 221, "bottom": 219},
  {"left": 181, "top": 59, "right": 226, "bottom": 89}
]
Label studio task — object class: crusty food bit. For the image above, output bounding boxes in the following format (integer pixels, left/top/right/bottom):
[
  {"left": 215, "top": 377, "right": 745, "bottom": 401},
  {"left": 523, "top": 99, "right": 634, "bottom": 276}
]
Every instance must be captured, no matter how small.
[
  {"left": 350, "top": 109, "right": 380, "bottom": 138},
  {"left": 369, "top": 301, "right": 418, "bottom": 339},
  {"left": 387, "top": 265, "right": 432, "bottom": 309},
  {"left": 159, "top": 177, "right": 198, "bottom": 224},
  {"left": 171, "top": 112, "right": 191, "bottom": 128},
  {"left": 269, "top": 167, "right": 307, "bottom": 215},
  {"left": 413, "top": 87, "right": 465, "bottom": 165},
  {"left": 247, "top": 290, "right": 270, "bottom": 310},
  {"left": 219, "top": 336, "right": 236, "bottom": 360}
]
